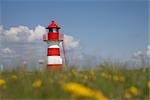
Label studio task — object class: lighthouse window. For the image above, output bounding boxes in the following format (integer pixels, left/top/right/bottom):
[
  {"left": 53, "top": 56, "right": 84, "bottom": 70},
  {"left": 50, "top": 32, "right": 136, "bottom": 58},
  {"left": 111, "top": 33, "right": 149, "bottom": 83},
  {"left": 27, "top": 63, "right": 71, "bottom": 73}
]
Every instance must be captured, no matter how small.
[
  {"left": 49, "top": 29, "right": 53, "bottom": 32},
  {"left": 53, "top": 28, "right": 57, "bottom": 33}
]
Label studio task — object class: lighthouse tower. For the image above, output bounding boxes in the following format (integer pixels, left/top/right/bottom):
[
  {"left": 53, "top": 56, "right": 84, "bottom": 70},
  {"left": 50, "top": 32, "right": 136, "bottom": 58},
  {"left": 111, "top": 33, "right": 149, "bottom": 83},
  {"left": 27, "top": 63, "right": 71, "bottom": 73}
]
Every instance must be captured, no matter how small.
[{"left": 43, "top": 20, "right": 63, "bottom": 70}]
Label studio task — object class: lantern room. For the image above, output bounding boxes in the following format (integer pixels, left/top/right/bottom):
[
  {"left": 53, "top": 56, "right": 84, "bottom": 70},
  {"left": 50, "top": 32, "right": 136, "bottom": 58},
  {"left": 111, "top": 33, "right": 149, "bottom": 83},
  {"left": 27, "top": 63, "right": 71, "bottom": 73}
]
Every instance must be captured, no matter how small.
[{"left": 43, "top": 20, "right": 63, "bottom": 41}]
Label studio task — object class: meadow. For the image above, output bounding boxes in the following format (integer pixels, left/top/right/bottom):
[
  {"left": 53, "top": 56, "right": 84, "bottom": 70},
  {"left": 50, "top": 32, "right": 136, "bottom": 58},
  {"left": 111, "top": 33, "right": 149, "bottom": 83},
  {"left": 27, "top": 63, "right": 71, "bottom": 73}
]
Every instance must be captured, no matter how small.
[{"left": 0, "top": 64, "right": 149, "bottom": 100}]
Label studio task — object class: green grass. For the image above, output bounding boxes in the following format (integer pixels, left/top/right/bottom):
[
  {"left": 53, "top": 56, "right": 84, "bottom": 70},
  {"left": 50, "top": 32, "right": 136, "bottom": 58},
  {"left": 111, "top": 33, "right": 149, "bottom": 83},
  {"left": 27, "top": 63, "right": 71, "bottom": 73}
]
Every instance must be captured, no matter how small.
[{"left": 0, "top": 64, "right": 149, "bottom": 100}]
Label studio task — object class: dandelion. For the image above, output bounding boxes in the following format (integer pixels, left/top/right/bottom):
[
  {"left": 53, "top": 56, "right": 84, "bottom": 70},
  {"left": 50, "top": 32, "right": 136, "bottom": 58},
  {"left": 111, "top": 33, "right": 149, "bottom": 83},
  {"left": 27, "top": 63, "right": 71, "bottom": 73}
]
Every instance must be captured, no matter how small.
[
  {"left": 101, "top": 72, "right": 107, "bottom": 78},
  {"left": 101, "top": 72, "right": 111, "bottom": 79},
  {"left": 89, "top": 70, "right": 96, "bottom": 76},
  {"left": 129, "top": 86, "right": 139, "bottom": 96},
  {"left": 32, "top": 80, "right": 42, "bottom": 88},
  {"left": 124, "top": 91, "right": 132, "bottom": 99},
  {"left": 119, "top": 76, "right": 125, "bottom": 82},
  {"left": 63, "top": 82, "right": 107, "bottom": 100},
  {"left": 94, "top": 90, "right": 108, "bottom": 100},
  {"left": 11, "top": 75, "right": 18, "bottom": 80},
  {"left": 64, "top": 82, "right": 93, "bottom": 97},
  {"left": 124, "top": 86, "right": 139, "bottom": 99},
  {"left": 112, "top": 75, "right": 119, "bottom": 81},
  {"left": 0, "top": 79, "right": 6, "bottom": 88},
  {"left": 147, "top": 81, "right": 150, "bottom": 89},
  {"left": 112, "top": 75, "right": 125, "bottom": 82},
  {"left": 80, "top": 74, "right": 88, "bottom": 80},
  {"left": 88, "top": 70, "right": 96, "bottom": 80},
  {"left": 71, "top": 69, "right": 78, "bottom": 76}
]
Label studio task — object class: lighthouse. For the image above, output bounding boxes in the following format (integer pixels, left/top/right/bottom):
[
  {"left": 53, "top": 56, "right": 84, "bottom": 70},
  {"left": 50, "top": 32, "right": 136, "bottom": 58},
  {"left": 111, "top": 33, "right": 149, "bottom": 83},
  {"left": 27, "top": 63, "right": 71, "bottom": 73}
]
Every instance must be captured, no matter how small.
[{"left": 43, "top": 20, "right": 63, "bottom": 70}]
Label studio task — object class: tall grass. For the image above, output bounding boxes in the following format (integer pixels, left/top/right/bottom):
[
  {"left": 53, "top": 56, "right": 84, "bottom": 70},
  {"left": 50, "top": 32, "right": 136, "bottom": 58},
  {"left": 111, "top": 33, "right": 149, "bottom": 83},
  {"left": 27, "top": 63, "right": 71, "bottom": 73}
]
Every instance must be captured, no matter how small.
[{"left": 0, "top": 64, "right": 149, "bottom": 100}]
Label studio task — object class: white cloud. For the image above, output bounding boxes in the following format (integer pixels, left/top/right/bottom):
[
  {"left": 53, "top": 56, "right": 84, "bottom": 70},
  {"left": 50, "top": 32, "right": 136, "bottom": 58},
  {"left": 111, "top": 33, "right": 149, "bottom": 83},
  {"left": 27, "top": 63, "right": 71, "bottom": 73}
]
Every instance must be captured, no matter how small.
[
  {"left": 133, "top": 51, "right": 143, "bottom": 58},
  {"left": 0, "top": 25, "right": 46, "bottom": 42},
  {"left": 1, "top": 48, "right": 14, "bottom": 54},
  {"left": 63, "top": 34, "right": 79, "bottom": 49},
  {"left": 28, "top": 25, "right": 46, "bottom": 42},
  {"left": 0, "top": 25, "right": 79, "bottom": 50},
  {"left": 132, "top": 45, "right": 150, "bottom": 58},
  {"left": 131, "top": 45, "right": 150, "bottom": 66},
  {"left": 4, "top": 26, "right": 30, "bottom": 42}
]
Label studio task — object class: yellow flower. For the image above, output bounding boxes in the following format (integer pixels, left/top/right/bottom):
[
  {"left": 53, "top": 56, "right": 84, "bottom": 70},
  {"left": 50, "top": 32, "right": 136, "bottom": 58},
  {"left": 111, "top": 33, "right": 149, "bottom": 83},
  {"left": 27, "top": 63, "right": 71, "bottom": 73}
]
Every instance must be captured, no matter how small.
[
  {"left": 124, "top": 91, "right": 132, "bottom": 99},
  {"left": 32, "top": 80, "right": 42, "bottom": 88},
  {"left": 71, "top": 69, "right": 78, "bottom": 76},
  {"left": 11, "top": 75, "right": 18, "bottom": 80},
  {"left": 64, "top": 82, "right": 93, "bottom": 97},
  {"left": 80, "top": 74, "right": 88, "bottom": 80},
  {"left": 63, "top": 82, "right": 107, "bottom": 100},
  {"left": 147, "top": 81, "right": 150, "bottom": 89},
  {"left": 0, "top": 79, "right": 6, "bottom": 88},
  {"left": 119, "top": 76, "right": 125, "bottom": 82},
  {"left": 89, "top": 70, "right": 95, "bottom": 76},
  {"left": 101, "top": 72, "right": 107, "bottom": 78},
  {"left": 94, "top": 90, "right": 108, "bottom": 100},
  {"left": 101, "top": 72, "right": 111, "bottom": 79},
  {"left": 112, "top": 75, "right": 119, "bottom": 81},
  {"left": 113, "top": 75, "right": 125, "bottom": 82},
  {"left": 129, "top": 86, "right": 139, "bottom": 96}
]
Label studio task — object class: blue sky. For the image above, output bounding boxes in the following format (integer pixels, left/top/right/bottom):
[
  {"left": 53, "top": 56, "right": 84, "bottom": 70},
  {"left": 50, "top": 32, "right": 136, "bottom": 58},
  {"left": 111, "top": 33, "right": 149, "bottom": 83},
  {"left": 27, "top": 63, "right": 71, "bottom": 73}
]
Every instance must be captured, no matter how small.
[{"left": 0, "top": 0, "right": 149, "bottom": 66}]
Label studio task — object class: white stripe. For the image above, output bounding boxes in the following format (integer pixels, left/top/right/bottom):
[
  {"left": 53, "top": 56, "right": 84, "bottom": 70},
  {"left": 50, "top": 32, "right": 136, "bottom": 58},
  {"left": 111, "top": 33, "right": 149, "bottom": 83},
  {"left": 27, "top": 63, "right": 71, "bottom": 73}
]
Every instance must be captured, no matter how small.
[
  {"left": 48, "top": 45, "right": 59, "bottom": 48},
  {"left": 48, "top": 56, "right": 62, "bottom": 64}
]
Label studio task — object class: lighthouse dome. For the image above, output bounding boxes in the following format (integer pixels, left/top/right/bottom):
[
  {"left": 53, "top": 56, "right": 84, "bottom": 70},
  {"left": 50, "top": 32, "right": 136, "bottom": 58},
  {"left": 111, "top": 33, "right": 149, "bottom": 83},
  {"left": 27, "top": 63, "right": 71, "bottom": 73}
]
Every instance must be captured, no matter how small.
[{"left": 46, "top": 20, "right": 60, "bottom": 29}]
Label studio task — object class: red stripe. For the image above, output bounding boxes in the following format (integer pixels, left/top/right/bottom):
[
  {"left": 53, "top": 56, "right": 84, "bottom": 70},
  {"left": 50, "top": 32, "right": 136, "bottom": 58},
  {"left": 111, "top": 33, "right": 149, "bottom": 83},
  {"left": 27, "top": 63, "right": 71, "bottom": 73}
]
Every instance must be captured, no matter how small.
[
  {"left": 48, "top": 32, "right": 59, "bottom": 40},
  {"left": 47, "top": 64, "right": 62, "bottom": 71},
  {"left": 47, "top": 48, "right": 60, "bottom": 56}
]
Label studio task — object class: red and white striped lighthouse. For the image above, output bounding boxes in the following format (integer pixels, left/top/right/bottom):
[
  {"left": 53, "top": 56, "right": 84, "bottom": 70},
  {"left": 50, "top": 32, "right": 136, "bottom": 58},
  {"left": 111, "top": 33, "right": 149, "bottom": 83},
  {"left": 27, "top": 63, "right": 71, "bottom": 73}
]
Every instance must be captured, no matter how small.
[{"left": 43, "top": 20, "right": 63, "bottom": 70}]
